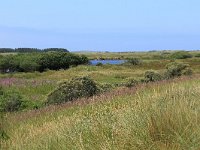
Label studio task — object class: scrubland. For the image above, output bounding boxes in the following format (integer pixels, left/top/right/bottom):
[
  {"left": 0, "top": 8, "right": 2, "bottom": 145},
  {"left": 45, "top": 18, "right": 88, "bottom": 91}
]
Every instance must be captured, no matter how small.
[{"left": 1, "top": 50, "right": 200, "bottom": 149}]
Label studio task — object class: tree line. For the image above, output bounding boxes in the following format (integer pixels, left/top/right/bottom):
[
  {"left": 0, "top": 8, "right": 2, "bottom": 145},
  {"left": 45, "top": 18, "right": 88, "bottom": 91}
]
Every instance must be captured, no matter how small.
[
  {"left": 0, "top": 48, "right": 69, "bottom": 53},
  {"left": 0, "top": 52, "right": 88, "bottom": 73}
]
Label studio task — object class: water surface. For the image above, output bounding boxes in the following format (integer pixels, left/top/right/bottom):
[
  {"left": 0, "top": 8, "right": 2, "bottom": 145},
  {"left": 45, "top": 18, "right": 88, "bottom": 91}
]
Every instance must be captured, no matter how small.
[{"left": 90, "top": 60, "right": 126, "bottom": 65}]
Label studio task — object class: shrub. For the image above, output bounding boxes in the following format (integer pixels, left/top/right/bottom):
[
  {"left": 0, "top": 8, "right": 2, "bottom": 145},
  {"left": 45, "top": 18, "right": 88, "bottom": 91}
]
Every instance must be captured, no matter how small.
[
  {"left": 127, "top": 58, "right": 142, "bottom": 65},
  {"left": 0, "top": 55, "right": 19, "bottom": 73},
  {"left": 38, "top": 52, "right": 89, "bottom": 71},
  {"left": 164, "top": 62, "right": 192, "bottom": 79},
  {"left": 0, "top": 89, "right": 25, "bottom": 112},
  {"left": 182, "top": 68, "right": 193, "bottom": 76},
  {"left": 125, "top": 78, "right": 139, "bottom": 88},
  {"left": 170, "top": 51, "right": 192, "bottom": 59},
  {"left": 46, "top": 76, "right": 99, "bottom": 104},
  {"left": 144, "top": 70, "right": 163, "bottom": 82},
  {"left": 19, "top": 59, "right": 40, "bottom": 72}
]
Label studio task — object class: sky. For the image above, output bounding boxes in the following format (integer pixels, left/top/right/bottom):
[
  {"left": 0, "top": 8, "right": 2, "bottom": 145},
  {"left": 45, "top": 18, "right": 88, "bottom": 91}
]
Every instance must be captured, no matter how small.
[{"left": 0, "top": 0, "right": 200, "bottom": 51}]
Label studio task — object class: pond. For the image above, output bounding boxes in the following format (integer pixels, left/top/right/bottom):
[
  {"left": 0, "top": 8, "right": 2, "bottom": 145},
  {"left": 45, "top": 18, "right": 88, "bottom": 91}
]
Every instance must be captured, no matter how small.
[{"left": 90, "top": 60, "right": 127, "bottom": 65}]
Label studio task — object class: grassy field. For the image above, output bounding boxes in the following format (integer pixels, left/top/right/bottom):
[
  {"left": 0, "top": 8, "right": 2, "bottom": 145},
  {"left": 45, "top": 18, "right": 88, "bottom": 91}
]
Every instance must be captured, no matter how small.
[
  {"left": 1, "top": 56, "right": 200, "bottom": 107},
  {"left": 1, "top": 76, "right": 200, "bottom": 149},
  {"left": 1, "top": 51, "right": 200, "bottom": 149}
]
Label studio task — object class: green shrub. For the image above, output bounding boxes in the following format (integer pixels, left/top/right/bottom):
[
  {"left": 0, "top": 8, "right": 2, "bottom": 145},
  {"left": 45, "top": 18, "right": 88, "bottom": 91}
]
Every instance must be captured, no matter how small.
[
  {"left": 166, "top": 62, "right": 187, "bottom": 76},
  {"left": 0, "top": 89, "right": 25, "bottom": 112},
  {"left": 127, "top": 58, "right": 142, "bottom": 65},
  {"left": 164, "top": 62, "right": 192, "bottom": 79},
  {"left": 144, "top": 70, "right": 163, "bottom": 82},
  {"left": 46, "top": 76, "right": 99, "bottom": 104},
  {"left": 125, "top": 78, "right": 139, "bottom": 88},
  {"left": 170, "top": 51, "right": 192, "bottom": 59},
  {"left": 39, "top": 52, "right": 89, "bottom": 71},
  {"left": 0, "top": 55, "right": 19, "bottom": 73},
  {"left": 19, "top": 59, "right": 40, "bottom": 72},
  {"left": 182, "top": 68, "right": 193, "bottom": 76}
]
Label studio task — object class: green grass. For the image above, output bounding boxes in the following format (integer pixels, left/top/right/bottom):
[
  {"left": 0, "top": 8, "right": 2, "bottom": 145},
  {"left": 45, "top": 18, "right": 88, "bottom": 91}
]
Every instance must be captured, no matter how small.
[
  {"left": 1, "top": 76, "right": 200, "bottom": 149},
  {"left": 0, "top": 64, "right": 147, "bottom": 106},
  {"left": 1, "top": 51, "right": 200, "bottom": 149},
  {"left": 0, "top": 56, "right": 200, "bottom": 107}
]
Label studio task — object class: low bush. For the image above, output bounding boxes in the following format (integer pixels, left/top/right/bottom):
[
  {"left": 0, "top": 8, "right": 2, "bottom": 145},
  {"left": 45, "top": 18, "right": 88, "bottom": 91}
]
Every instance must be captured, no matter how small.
[
  {"left": 170, "top": 51, "right": 192, "bottom": 59},
  {"left": 144, "top": 70, "right": 163, "bottom": 82},
  {"left": 0, "top": 88, "right": 25, "bottom": 112},
  {"left": 125, "top": 78, "right": 139, "bottom": 88},
  {"left": 164, "top": 62, "right": 192, "bottom": 79},
  {"left": 127, "top": 58, "right": 142, "bottom": 65},
  {"left": 46, "top": 76, "right": 99, "bottom": 104}
]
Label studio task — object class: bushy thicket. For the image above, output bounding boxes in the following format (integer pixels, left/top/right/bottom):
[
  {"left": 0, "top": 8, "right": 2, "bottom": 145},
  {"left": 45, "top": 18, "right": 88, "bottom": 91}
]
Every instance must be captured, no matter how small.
[
  {"left": 144, "top": 70, "right": 163, "bottom": 82},
  {"left": 0, "top": 87, "right": 25, "bottom": 112},
  {"left": 46, "top": 77, "right": 99, "bottom": 104},
  {"left": 38, "top": 52, "right": 88, "bottom": 71},
  {"left": 170, "top": 51, "right": 193, "bottom": 59},
  {"left": 164, "top": 62, "right": 192, "bottom": 79},
  {"left": 0, "top": 52, "right": 89, "bottom": 73}
]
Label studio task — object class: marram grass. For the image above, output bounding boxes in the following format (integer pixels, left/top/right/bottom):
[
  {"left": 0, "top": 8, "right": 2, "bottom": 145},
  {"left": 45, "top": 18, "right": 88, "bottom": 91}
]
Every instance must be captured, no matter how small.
[{"left": 1, "top": 77, "right": 200, "bottom": 150}]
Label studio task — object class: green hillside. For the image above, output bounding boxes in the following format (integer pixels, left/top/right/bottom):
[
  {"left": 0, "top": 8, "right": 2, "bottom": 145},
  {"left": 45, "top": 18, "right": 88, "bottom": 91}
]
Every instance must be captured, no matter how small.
[{"left": 1, "top": 76, "right": 200, "bottom": 149}]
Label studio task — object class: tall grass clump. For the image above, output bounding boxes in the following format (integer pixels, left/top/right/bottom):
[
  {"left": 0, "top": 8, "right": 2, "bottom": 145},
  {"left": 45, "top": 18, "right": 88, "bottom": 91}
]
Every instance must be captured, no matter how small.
[{"left": 46, "top": 76, "right": 99, "bottom": 104}]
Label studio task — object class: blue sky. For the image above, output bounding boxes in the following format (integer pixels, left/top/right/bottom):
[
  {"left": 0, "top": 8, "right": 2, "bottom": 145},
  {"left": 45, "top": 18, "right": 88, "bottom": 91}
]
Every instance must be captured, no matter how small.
[{"left": 0, "top": 0, "right": 199, "bottom": 51}]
